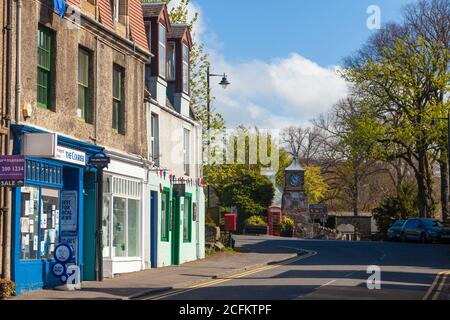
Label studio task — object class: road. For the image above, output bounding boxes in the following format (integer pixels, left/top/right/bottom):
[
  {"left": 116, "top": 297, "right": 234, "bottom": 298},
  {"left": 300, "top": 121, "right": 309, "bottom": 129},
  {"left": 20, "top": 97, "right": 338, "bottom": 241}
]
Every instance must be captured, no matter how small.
[{"left": 145, "top": 236, "right": 450, "bottom": 300}]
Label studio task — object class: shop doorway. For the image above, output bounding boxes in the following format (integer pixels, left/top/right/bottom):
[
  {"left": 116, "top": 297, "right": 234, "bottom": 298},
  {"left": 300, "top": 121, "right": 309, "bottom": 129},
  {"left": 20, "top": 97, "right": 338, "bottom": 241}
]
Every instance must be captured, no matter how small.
[
  {"left": 171, "top": 196, "right": 181, "bottom": 265},
  {"left": 82, "top": 171, "right": 97, "bottom": 281},
  {"left": 150, "top": 191, "right": 158, "bottom": 268}
]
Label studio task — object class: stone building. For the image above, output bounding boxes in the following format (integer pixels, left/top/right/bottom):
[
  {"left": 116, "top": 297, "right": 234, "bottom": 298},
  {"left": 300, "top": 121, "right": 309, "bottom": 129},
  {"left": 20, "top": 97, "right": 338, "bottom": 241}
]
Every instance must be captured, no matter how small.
[{"left": 2, "top": 0, "right": 151, "bottom": 294}]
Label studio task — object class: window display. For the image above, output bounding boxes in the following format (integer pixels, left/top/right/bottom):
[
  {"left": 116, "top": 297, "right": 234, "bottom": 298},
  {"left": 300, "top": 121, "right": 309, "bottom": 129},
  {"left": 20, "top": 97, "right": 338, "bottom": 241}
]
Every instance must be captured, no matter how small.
[{"left": 20, "top": 187, "right": 39, "bottom": 260}]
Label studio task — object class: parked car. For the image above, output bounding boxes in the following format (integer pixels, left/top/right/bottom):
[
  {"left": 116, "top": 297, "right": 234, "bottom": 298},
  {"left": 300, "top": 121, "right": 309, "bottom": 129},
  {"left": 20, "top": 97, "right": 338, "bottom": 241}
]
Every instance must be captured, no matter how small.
[
  {"left": 387, "top": 220, "right": 406, "bottom": 241},
  {"left": 400, "top": 218, "right": 450, "bottom": 243}
]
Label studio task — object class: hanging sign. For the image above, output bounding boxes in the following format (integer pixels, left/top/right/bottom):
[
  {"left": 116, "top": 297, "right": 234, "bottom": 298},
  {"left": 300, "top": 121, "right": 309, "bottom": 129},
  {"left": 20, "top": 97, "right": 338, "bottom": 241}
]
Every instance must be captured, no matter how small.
[
  {"left": 0, "top": 155, "right": 25, "bottom": 187},
  {"left": 88, "top": 152, "right": 110, "bottom": 169},
  {"left": 61, "top": 191, "right": 78, "bottom": 232}
]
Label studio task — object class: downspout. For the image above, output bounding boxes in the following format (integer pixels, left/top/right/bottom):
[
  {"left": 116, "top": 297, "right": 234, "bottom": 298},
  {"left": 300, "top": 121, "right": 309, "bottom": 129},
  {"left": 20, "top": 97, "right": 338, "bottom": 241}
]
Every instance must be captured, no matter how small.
[
  {"left": 1, "top": 0, "right": 14, "bottom": 280},
  {"left": 14, "top": 0, "right": 21, "bottom": 123}
]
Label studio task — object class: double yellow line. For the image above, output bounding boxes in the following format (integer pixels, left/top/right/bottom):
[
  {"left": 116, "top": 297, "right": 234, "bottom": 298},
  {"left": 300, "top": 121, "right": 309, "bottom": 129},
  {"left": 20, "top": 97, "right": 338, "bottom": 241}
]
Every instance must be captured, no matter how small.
[
  {"left": 147, "top": 251, "right": 316, "bottom": 300},
  {"left": 423, "top": 271, "right": 450, "bottom": 300}
]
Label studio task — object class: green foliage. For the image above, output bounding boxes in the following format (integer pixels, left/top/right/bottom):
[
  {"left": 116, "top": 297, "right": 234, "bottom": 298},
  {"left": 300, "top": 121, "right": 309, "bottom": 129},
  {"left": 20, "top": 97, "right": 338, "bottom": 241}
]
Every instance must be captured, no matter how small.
[
  {"left": 304, "top": 165, "right": 328, "bottom": 204},
  {"left": 245, "top": 215, "right": 268, "bottom": 227},
  {"left": 221, "top": 171, "right": 274, "bottom": 232},
  {"left": 372, "top": 182, "right": 419, "bottom": 237},
  {"left": 280, "top": 217, "right": 295, "bottom": 232}
]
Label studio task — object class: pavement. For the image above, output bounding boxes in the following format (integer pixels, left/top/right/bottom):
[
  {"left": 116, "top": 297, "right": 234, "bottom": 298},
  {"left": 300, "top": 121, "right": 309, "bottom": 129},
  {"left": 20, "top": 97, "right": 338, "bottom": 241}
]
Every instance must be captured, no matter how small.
[{"left": 12, "top": 236, "right": 299, "bottom": 300}]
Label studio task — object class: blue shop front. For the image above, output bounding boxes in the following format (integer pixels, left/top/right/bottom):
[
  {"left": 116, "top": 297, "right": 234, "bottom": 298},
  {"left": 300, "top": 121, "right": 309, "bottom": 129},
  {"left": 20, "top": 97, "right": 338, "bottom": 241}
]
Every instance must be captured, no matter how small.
[{"left": 10, "top": 125, "right": 103, "bottom": 294}]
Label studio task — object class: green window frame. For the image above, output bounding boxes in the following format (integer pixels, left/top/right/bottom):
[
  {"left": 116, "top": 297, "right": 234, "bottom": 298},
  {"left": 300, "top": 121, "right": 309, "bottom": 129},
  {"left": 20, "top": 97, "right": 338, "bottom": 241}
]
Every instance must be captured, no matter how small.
[
  {"left": 37, "top": 26, "right": 53, "bottom": 109},
  {"left": 183, "top": 193, "right": 192, "bottom": 243},
  {"left": 78, "top": 47, "right": 91, "bottom": 122},
  {"left": 161, "top": 188, "right": 170, "bottom": 242},
  {"left": 112, "top": 64, "right": 125, "bottom": 134}
]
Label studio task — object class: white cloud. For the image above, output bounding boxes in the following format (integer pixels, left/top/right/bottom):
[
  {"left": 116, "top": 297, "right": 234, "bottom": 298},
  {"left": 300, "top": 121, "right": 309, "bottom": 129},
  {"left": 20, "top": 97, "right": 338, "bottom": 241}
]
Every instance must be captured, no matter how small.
[{"left": 187, "top": 2, "right": 349, "bottom": 130}]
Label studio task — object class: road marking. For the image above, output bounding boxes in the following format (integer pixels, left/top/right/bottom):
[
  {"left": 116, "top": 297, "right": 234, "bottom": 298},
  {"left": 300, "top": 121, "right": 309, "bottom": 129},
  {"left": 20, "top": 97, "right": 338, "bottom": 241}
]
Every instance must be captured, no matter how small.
[
  {"left": 432, "top": 271, "right": 450, "bottom": 301},
  {"left": 423, "top": 271, "right": 446, "bottom": 300},
  {"left": 321, "top": 280, "right": 337, "bottom": 287},
  {"left": 146, "top": 251, "right": 317, "bottom": 300}
]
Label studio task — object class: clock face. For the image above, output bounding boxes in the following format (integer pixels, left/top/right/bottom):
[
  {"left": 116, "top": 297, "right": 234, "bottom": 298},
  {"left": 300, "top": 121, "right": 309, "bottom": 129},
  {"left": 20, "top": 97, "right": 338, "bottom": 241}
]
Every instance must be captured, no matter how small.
[{"left": 290, "top": 175, "right": 301, "bottom": 187}]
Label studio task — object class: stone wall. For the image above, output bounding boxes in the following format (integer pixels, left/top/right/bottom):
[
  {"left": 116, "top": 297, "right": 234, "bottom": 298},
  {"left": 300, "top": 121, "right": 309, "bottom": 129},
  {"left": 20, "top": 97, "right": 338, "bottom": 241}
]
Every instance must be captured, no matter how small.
[{"left": 13, "top": 0, "right": 150, "bottom": 157}]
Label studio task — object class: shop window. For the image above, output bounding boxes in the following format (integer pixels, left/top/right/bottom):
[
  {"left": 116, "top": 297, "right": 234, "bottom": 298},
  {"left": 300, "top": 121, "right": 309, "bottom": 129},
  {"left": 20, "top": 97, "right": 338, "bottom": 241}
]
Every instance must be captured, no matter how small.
[
  {"left": 19, "top": 186, "right": 60, "bottom": 261},
  {"left": 183, "top": 195, "right": 192, "bottom": 243},
  {"left": 128, "top": 199, "right": 139, "bottom": 257},
  {"left": 104, "top": 175, "right": 141, "bottom": 258},
  {"left": 40, "top": 188, "right": 60, "bottom": 259},
  {"left": 113, "top": 197, "right": 126, "bottom": 257},
  {"left": 20, "top": 187, "right": 40, "bottom": 260},
  {"left": 102, "top": 196, "right": 111, "bottom": 258},
  {"left": 161, "top": 189, "right": 170, "bottom": 242}
]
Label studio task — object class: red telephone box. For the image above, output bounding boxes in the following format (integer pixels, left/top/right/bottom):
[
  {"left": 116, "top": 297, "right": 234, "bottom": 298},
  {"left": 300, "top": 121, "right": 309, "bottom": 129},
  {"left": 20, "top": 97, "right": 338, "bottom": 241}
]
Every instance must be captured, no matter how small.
[
  {"left": 268, "top": 206, "right": 282, "bottom": 236},
  {"left": 224, "top": 214, "right": 237, "bottom": 232}
]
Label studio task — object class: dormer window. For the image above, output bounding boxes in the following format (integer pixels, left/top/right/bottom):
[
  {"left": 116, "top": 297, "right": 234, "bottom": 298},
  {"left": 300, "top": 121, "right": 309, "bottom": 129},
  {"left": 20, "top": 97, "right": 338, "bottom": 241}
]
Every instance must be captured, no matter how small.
[
  {"left": 182, "top": 43, "right": 189, "bottom": 93},
  {"left": 168, "top": 42, "right": 176, "bottom": 81},
  {"left": 113, "top": 0, "right": 128, "bottom": 24},
  {"left": 159, "top": 23, "right": 166, "bottom": 78}
]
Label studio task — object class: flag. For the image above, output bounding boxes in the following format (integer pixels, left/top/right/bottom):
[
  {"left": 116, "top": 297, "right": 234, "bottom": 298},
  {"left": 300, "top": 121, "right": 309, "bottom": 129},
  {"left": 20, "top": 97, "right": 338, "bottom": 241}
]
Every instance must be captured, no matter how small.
[{"left": 54, "top": 0, "right": 66, "bottom": 19}]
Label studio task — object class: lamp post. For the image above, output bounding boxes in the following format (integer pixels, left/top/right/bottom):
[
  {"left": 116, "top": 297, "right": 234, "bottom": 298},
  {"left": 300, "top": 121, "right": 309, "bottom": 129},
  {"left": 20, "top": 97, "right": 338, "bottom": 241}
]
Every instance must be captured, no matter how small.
[{"left": 206, "top": 66, "right": 230, "bottom": 215}]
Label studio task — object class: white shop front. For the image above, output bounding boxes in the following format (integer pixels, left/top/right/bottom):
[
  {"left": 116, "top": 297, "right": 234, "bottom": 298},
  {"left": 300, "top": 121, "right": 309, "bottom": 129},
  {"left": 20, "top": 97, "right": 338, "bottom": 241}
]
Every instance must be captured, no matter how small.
[{"left": 101, "top": 151, "right": 147, "bottom": 278}]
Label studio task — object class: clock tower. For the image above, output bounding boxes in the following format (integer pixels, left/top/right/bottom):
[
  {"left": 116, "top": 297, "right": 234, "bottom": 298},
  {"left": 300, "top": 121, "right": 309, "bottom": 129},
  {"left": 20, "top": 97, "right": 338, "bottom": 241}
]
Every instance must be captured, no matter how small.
[{"left": 282, "top": 157, "right": 308, "bottom": 235}]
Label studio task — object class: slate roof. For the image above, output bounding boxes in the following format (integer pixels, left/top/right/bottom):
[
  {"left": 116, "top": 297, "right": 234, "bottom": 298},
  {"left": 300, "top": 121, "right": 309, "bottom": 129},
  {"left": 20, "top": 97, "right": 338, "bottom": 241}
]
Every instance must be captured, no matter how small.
[
  {"left": 141, "top": 2, "right": 166, "bottom": 18},
  {"left": 168, "top": 24, "right": 189, "bottom": 39}
]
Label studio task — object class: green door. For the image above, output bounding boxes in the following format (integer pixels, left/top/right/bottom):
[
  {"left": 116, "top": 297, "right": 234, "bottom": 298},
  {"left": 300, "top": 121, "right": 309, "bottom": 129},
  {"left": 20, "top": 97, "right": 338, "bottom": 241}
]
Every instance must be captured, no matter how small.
[{"left": 171, "top": 196, "right": 181, "bottom": 265}]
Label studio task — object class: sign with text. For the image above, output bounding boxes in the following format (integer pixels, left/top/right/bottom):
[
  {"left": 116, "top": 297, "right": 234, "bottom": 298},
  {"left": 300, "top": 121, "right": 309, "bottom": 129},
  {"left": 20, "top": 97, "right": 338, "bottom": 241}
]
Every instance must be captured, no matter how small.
[
  {"left": 0, "top": 155, "right": 25, "bottom": 187},
  {"left": 309, "top": 204, "right": 328, "bottom": 220},
  {"left": 61, "top": 191, "right": 78, "bottom": 232},
  {"left": 88, "top": 152, "right": 110, "bottom": 169},
  {"left": 55, "top": 146, "right": 86, "bottom": 167}
]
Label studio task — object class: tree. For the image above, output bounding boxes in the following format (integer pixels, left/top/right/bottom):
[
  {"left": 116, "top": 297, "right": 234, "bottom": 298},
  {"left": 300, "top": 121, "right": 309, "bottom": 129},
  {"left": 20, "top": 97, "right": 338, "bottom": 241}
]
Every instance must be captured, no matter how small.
[
  {"left": 281, "top": 127, "right": 324, "bottom": 166},
  {"left": 342, "top": 17, "right": 450, "bottom": 217},
  {"left": 314, "top": 96, "right": 385, "bottom": 216},
  {"left": 221, "top": 171, "right": 275, "bottom": 232},
  {"left": 304, "top": 165, "right": 328, "bottom": 204},
  {"left": 403, "top": 0, "right": 450, "bottom": 220},
  {"left": 373, "top": 182, "right": 419, "bottom": 237}
]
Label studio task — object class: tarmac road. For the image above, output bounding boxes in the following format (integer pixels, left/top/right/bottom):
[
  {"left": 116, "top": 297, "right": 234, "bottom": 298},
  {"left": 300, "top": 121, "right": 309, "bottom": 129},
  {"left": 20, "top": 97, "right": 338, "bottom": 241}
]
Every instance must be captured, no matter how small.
[{"left": 145, "top": 236, "right": 450, "bottom": 300}]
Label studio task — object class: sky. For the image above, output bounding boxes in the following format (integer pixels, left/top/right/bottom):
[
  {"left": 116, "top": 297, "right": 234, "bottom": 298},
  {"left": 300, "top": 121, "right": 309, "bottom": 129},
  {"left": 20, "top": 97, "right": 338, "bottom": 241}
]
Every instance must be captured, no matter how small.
[{"left": 170, "top": 0, "right": 416, "bottom": 130}]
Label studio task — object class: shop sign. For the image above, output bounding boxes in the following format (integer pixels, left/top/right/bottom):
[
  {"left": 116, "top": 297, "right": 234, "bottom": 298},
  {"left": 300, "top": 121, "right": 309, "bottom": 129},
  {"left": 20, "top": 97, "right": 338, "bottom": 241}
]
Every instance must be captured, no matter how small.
[
  {"left": 61, "top": 191, "right": 78, "bottom": 232},
  {"left": 54, "top": 146, "right": 86, "bottom": 167},
  {"left": 88, "top": 152, "right": 110, "bottom": 169},
  {"left": 0, "top": 155, "right": 25, "bottom": 187}
]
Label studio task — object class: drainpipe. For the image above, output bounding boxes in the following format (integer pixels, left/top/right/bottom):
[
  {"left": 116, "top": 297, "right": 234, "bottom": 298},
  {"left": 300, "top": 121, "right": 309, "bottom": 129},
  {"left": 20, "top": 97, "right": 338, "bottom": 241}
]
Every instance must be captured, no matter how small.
[
  {"left": 1, "top": 0, "right": 14, "bottom": 280},
  {"left": 15, "top": 0, "right": 21, "bottom": 124}
]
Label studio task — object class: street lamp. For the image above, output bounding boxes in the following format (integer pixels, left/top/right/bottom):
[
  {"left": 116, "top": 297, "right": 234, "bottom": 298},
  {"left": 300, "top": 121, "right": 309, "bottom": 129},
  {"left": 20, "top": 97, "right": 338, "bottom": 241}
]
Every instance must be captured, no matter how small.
[{"left": 206, "top": 66, "right": 230, "bottom": 214}]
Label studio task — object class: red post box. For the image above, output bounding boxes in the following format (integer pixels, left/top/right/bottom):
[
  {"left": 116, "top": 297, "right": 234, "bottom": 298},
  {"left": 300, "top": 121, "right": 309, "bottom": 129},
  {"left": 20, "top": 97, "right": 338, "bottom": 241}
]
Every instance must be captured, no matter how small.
[
  {"left": 224, "top": 214, "right": 237, "bottom": 232},
  {"left": 268, "top": 206, "right": 282, "bottom": 236}
]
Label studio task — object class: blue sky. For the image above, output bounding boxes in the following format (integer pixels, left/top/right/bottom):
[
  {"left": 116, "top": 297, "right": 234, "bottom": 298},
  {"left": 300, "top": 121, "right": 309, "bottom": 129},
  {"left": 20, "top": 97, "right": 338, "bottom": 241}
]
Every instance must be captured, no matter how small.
[{"left": 179, "top": 0, "right": 416, "bottom": 129}]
